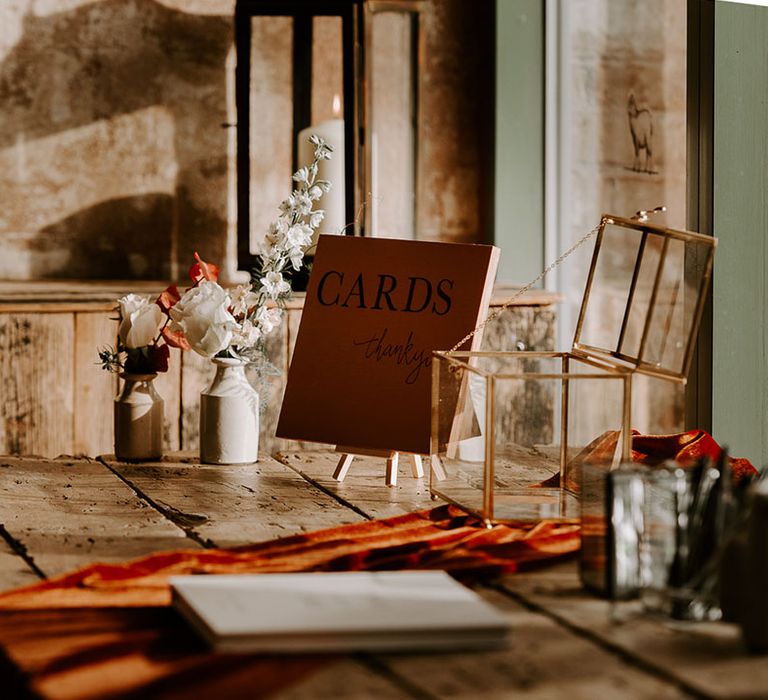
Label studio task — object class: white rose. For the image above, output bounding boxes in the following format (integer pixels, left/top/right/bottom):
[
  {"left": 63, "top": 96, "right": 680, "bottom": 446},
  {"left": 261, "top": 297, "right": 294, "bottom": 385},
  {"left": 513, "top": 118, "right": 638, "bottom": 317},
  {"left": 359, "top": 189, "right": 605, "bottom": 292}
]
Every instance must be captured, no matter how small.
[
  {"left": 118, "top": 294, "right": 164, "bottom": 349},
  {"left": 169, "top": 280, "right": 238, "bottom": 358},
  {"left": 118, "top": 293, "right": 147, "bottom": 317}
]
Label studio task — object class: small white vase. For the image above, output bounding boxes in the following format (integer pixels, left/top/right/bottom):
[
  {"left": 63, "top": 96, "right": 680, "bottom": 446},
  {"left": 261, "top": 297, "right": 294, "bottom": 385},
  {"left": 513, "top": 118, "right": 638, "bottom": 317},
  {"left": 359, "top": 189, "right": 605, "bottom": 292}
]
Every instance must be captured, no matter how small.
[
  {"left": 199, "top": 358, "right": 259, "bottom": 464},
  {"left": 114, "top": 373, "right": 164, "bottom": 462}
]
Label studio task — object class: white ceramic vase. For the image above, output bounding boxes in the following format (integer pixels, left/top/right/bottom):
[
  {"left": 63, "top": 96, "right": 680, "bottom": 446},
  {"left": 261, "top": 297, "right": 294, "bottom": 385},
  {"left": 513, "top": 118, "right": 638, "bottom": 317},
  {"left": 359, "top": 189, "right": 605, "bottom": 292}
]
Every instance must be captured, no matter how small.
[
  {"left": 114, "top": 373, "right": 164, "bottom": 462},
  {"left": 199, "top": 358, "right": 259, "bottom": 464}
]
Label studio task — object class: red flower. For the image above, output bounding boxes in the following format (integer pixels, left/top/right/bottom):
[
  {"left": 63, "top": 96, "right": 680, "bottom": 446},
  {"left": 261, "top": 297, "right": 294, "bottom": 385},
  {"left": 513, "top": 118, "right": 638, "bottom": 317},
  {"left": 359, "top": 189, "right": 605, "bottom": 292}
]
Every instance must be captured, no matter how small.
[{"left": 148, "top": 343, "right": 170, "bottom": 373}]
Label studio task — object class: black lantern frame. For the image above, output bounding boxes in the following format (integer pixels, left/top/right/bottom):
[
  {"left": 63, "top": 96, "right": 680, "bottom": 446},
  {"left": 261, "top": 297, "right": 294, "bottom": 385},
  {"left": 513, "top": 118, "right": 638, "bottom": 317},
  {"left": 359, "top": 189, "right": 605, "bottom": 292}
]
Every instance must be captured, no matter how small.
[{"left": 235, "top": 0, "right": 423, "bottom": 272}]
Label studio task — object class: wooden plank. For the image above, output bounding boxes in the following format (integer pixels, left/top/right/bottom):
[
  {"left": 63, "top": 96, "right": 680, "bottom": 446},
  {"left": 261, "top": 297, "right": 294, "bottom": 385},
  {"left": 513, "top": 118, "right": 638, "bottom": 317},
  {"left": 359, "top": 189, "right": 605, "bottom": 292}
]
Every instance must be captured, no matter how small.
[
  {"left": 276, "top": 451, "right": 436, "bottom": 521},
  {"left": 0, "top": 456, "right": 189, "bottom": 577},
  {"left": 276, "top": 659, "right": 416, "bottom": 700},
  {"left": 0, "top": 280, "right": 166, "bottom": 301},
  {"left": 0, "top": 313, "right": 74, "bottom": 457},
  {"left": 154, "top": 347, "right": 183, "bottom": 452},
  {"left": 103, "top": 454, "right": 363, "bottom": 548},
  {"left": 0, "top": 281, "right": 159, "bottom": 313},
  {"left": 73, "top": 312, "right": 118, "bottom": 457},
  {"left": 180, "top": 349, "right": 212, "bottom": 452},
  {"left": 0, "top": 302, "right": 119, "bottom": 313},
  {"left": 380, "top": 586, "right": 687, "bottom": 700},
  {"left": 0, "top": 535, "right": 40, "bottom": 592},
  {"left": 499, "top": 561, "right": 768, "bottom": 700}
]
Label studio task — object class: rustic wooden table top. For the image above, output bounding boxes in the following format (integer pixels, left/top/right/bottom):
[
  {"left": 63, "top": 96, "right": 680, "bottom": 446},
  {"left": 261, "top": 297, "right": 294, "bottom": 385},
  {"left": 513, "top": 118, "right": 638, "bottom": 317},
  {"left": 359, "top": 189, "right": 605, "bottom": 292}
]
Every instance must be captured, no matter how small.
[{"left": 0, "top": 450, "right": 765, "bottom": 699}]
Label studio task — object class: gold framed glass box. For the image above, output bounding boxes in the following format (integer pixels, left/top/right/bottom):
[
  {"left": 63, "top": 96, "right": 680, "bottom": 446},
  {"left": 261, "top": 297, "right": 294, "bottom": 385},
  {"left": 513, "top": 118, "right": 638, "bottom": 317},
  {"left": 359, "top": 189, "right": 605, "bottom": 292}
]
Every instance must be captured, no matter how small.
[{"left": 430, "top": 214, "right": 717, "bottom": 525}]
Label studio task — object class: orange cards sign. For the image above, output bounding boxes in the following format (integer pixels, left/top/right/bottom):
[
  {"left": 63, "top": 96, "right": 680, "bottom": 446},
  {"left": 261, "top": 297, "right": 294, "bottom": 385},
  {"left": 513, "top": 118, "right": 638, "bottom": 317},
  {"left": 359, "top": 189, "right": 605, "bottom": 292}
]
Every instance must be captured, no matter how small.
[{"left": 276, "top": 235, "right": 499, "bottom": 455}]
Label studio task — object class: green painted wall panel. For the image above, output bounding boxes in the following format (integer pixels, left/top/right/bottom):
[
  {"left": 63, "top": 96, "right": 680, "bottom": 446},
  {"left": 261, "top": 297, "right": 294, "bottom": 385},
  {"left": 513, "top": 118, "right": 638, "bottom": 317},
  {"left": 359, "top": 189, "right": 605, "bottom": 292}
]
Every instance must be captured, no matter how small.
[
  {"left": 712, "top": 1, "right": 768, "bottom": 467},
  {"left": 495, "top": 0, "right": 544, "bottom": 283}
]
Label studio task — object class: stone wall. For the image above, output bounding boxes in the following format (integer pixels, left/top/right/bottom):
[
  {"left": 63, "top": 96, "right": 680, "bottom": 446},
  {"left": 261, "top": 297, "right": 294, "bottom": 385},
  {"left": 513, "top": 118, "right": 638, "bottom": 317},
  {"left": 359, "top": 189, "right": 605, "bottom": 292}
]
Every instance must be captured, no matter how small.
[{"left": 0, "top": 0, "right": 493, "bottom": 282}]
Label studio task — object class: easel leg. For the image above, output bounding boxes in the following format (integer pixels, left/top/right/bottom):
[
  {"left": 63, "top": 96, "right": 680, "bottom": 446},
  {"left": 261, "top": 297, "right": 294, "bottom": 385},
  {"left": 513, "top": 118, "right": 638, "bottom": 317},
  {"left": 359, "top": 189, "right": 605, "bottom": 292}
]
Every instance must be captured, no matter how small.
[
  {"left": 431, "top": 454, "right": 447, "bottom": 481},
  {"left": 333, "top": 447, "right": 422, "bottom": 485},
  {"left": 333, "top": 453, "right": 354, "bottom": 482},
  {"left": 386, "top": 453, "right": 399, "bottom": 487},
  {"left": 409, "top": 454, "right": 424, "bottom": 478}
]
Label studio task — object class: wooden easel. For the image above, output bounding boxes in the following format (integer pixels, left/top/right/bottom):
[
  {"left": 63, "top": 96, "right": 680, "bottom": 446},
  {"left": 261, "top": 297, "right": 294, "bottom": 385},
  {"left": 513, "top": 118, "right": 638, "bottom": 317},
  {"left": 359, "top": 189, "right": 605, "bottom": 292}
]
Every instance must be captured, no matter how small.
[{"left": 333, "top": 446, "right": 446, "bottom": 486}]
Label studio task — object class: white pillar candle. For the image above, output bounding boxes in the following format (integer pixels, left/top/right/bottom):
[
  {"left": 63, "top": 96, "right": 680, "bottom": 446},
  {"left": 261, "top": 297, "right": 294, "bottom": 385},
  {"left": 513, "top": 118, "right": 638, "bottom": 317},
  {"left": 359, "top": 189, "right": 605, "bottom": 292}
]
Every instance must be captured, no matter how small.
[{"left": 297, "top": 118, "right": 346, "bottom": 242}]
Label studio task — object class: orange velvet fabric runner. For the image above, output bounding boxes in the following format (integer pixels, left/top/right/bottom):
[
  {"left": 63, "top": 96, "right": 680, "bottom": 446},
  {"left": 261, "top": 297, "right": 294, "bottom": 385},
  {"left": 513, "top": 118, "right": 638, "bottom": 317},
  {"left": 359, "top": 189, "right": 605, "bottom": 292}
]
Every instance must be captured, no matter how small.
[
  {"left": 0, "top": 506, "right": 579, "bottom": 611},
  {"left": 0, "top": 506, "right": 579, "bottom": 699},
  {"left": 631, "top": 430, "right": 756, "bottom": 482},
  {"left": 541, "top": 429, "right": 757, "bottom": 489}
]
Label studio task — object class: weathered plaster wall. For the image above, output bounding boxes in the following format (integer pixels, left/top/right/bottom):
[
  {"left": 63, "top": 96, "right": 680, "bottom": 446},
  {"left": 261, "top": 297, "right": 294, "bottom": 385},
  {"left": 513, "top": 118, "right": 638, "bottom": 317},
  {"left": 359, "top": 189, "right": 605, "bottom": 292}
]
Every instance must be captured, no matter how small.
[
  {"left": 0, "top": 0, "right": 235, "bottom": 281},
  {"left": 0, "top": 0, "right": 492, "bottom": 281}
]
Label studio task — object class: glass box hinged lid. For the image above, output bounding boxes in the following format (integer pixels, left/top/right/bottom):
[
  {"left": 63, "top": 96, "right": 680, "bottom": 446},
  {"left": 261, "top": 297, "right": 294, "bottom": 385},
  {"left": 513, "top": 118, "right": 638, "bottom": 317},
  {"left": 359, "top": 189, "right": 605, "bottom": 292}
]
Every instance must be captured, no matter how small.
[
  {"left": 571, "top": 214, "right": 716, "bottom": 381},
  {"left": 429, "top": 214, "right": 716, "bottom": 526}
]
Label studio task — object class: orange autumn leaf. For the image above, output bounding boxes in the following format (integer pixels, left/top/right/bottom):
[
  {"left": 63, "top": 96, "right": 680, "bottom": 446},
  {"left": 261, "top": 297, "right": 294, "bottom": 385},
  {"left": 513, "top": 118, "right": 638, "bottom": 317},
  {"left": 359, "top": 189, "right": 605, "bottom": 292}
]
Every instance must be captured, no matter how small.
[
  {"left": 156, "top": 285, "right": 181, "bottom": 315},
  {"left": 161, "top": 326, "right": 191, "bottom": 351},
  {"left": 189, "top": 251, "right": 219, "bottom": 284}
]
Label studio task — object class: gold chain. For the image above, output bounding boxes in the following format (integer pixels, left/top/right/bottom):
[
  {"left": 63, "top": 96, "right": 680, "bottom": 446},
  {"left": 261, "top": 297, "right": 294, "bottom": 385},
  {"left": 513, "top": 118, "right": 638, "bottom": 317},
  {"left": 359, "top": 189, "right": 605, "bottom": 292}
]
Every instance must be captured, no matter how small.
[{"left": 448, "top": 218, "right": 606, "bottom": 354}]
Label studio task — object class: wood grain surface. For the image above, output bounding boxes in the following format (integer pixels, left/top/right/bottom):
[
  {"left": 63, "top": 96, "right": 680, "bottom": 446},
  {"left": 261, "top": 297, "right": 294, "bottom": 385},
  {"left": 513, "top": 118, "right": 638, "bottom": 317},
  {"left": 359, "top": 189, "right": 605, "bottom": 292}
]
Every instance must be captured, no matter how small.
[
  {"left": 500, "top": 564, "right": 768, "bottom": 700},
  {"left": 0, "top": 456, "right": 187, "bottom": 577},
  {"left": 0, "top": 313, "right": 74, "bottom": 457},
  {"left": 0, "top": 452, "right": 764, "bottom": 698},
  {"left": 73, "top": 311, "right": 119, "bottom": 457},
  {"left": 101, "top": 453, "right": 362, "bottom": 548}
]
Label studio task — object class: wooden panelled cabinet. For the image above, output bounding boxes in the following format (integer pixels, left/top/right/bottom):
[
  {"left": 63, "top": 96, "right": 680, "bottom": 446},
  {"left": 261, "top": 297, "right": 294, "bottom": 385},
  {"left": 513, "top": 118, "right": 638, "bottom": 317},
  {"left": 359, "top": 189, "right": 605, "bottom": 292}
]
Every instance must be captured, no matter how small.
[{"left": 0, "top": 282, "right": 558, "bottom": 458}]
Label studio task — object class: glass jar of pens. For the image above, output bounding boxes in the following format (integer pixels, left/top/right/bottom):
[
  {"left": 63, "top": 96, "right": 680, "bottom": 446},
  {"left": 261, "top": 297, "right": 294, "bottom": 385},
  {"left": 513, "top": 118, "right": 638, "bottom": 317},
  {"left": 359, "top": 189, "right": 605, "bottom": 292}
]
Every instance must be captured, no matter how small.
[
  {"left": 580, "top": 448, "right": 758, "bottom": 623},
  {"left": 638, "top": 463, "right": 724, "bottom": 621}
]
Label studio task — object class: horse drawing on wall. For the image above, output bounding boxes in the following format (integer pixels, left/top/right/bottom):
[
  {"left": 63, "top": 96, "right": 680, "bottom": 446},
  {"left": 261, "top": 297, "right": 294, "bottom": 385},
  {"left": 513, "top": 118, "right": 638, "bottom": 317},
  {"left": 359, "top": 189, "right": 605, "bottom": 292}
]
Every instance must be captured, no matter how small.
[{"left": 628, "top": 94, "right": 654, "bottom": 173}]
